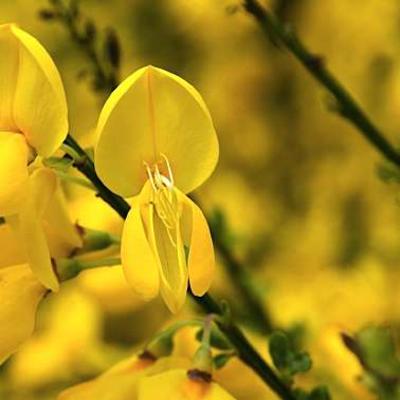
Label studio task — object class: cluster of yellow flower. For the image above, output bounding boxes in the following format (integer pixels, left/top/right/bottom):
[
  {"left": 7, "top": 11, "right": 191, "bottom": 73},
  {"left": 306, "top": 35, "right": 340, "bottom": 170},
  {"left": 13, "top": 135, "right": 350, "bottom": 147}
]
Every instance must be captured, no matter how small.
[{"left": 0, "top": 23, "right": 236, "bottom": 399}]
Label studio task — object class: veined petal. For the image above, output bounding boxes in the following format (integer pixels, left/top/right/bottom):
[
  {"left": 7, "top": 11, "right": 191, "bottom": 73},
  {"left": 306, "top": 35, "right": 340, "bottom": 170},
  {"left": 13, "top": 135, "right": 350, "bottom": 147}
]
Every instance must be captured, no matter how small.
[
  {"left": 121, "top": 188, "right": 159, "bottom": 300},
  {"left": 15, "top": 168, "right": 59, "bottom": 291},
  {"left": 150, "top": 209, "right": 188, "bottom": 313},
  {"left": 11, "top": 25, "right": 68, "bottom": 156},
  {"left": 43, "top": 184, "right": 82, "bottom": 257},
  {"left": 28, "top": 167, "right": 58, "bottom": 215},
  {"left": 95, "top": 65, "right": 219, "bottom": 197},
  {"left": 0, "top": 264, "right": 47, "bottom": 364},
  {"left": 0, "top": 131, "right": 29, "bottom": 216},
  {"left": 0, "top": 25, "right": 19, "bottom": 130},
  {"left": 180, "top": 194, "right": 215, "bottom": 296}
]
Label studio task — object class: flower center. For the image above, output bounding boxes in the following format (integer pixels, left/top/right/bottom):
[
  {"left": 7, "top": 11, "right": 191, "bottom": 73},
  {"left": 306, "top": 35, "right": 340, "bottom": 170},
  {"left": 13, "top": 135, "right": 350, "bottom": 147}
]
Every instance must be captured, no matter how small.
[{"left": 144, "top": 155, "right": 180, "bottom": 245}]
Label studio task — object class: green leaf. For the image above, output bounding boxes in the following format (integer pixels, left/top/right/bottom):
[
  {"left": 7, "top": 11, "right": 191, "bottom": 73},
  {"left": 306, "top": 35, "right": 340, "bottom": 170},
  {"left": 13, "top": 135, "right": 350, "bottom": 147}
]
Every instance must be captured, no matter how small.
[
  {"left": 357, "top": 326, "right": 400, "bottom": 378},
  {"left": 269, "top": 331, "right": 292, "bottom": 370},
  {"left": 292, "top": 388, "right": 309, "bottom": 400},
  {"left": 309, "top": 386, "right": 331, "bottom": 400},
  {"left": 43, "top": 156, "right": 74, "bottom": 172},
  {"left": 376, "top": 162, "right": 400, "bottom": 184},
  {"left": 269, "top": 331, "right": 312, "bottom": 376},
  {"left": 288, "top": 352, "right": 312, "bottom": 375},
  {"left": 213, "top": 352, "right": 235, "bottom": 369},
  {"left": 196, "top": 327, "right": 232, "bottom": 351}
]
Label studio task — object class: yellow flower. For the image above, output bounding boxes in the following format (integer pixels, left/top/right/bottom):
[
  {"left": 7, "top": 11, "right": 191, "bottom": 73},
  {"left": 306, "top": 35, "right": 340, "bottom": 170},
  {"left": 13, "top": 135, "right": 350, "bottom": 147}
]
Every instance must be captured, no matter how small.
[
  {"left": 9, "top": 286, "right": 107, "bottom": 388},
  {"left": 0, "top": 263, "right": 47, "bottom": 363},
  {"left": 0, "top": 183, "right": 80, "bottom": 364},
  {"left": 7, "top": 166, "right": 81, "bottom": 291},
  {"left": 0, "top": 24, "right": 71, "bottom": 290},
  {"left": 138, "top": 369, "right": 236, "bottom": 400},
  {"left": 95, "top": 66, "right": 219, "bottom": 313},
  {"left": 58, "top": 354, "right": 190, "bottom": 400}
]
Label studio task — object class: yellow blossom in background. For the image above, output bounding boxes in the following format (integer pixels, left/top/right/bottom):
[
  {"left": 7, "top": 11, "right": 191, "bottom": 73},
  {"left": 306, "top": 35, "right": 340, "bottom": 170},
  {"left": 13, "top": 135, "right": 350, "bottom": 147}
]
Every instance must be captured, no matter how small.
[
  {"left": 1, "top": 1, "right": 400, "bottom": 399},
  {"left": 95, "top": 66, "right": 218, "bottom": 313},
  {"left": 138, "top": 369, "right": 236, "bottom": 400},
  {"left": 0, "top": 23, "right": 76, "bottom": 291},
  {"left": 8, "top": 286, "right": 111, "bottom": 389},
  {"left": 0, "top": 185, "right": 79, "bottom": 364},
  {"left": 58, "top": 354, "right": 190, "bottom": 400},
  {"left": 0, "top": 224, "right": 25, "bottom": 268},
  {"left": 0, "top": 264, "right": 47, "bottom": 363}
]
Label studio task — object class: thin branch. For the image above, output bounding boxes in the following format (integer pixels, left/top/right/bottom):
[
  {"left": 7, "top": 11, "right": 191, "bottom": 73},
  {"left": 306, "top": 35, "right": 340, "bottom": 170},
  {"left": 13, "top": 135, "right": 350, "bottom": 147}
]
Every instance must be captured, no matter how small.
[
  {"left": 63, "top": 133, "right": 295, "bottom": 400},
  {"left": 57, "top": 256, "right": 121, "bottom": 281},
  {"left": 40, "top": 0, "right": 120, "bottom": 94},
  {"left": 192, "top": 293, "right": 296, "bottom": 400},
  {"left": 243, "top": 0, "right": 400, "bottom": 167},
  {"left": 212, "top": 229, "right": 273, "bottom": 334},
  {"left": 63, "top": 135, "right": 130, "bottom": 218}
]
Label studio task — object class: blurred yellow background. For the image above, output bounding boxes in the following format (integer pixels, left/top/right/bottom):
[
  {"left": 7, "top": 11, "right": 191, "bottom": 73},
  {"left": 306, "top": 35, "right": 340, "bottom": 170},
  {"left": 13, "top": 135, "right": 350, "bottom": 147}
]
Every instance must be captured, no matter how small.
[{"left": 1, "top": 1, "right": 400, "bottom": 399}]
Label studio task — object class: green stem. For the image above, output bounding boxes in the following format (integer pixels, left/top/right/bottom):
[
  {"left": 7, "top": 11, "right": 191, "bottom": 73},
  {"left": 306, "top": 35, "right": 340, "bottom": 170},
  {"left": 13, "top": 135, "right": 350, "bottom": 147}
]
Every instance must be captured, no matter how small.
[
  {"left": 76, "top": 225, "right": 120, "bottom": 254},
  {"left": 64, "top": 135, "right": 130, "bottom": 218},
  {"left": 243, "top": 0, "right": 400, "bottom": 167},
  {"left": 212, "top": 230, "right": 273, "bottom": 334},
  {"left": 49, "top": 0, "right": 117, "bottom": 95},
  {"left": 56, "top": 170, "right": 96, "bottom": 191},
  {"left": 61, "top": 143, "right": 83, "bottom": 161},
  {"left": 57, "top": 256, "right": 121, "bottom": 281},
  {"left": 193, "top": 293, "right": 296, "bottom": 400},
  {"left": 62, "top": 133, "right": 294, "bottom": 400}
]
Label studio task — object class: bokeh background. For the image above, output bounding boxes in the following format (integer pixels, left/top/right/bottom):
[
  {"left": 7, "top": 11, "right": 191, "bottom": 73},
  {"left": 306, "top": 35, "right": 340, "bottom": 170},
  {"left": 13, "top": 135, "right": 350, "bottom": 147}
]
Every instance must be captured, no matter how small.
[{"left": 1, "top": 0, "right": 400, "bottom": 399}]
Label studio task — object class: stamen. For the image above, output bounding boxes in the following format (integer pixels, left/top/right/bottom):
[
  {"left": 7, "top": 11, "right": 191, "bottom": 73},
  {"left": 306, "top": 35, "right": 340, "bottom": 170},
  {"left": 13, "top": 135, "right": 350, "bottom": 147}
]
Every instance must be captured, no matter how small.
[
  {"left": 160, "top": 153, "right": 174, "bottom": 187},
  {"left": 144, "top": 161, "right": 158, "bottom": 191},
  {"left": 143, "top": 154, "right": 179, "bottom": 248}
]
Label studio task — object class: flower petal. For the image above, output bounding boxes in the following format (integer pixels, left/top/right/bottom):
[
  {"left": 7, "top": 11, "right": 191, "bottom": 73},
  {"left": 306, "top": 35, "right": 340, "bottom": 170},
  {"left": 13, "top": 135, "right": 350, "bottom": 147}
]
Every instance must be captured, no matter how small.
[
  {"left": 0, "top": 264, "right": 47, "bottom": 364},
  {"left": 0, "top": 25, "right": 19, "bottom": 130},
  {"left": 121, "top": 190, "right": 159, "bottom": 300},
  {"left": 11, "top": 25, "right": 68, "bottom": 156},
  {"left": 13, "top": 168, "right": 59, "bottom": 291},
  {"left": 138, "top": 369, "right": 236, "bottom": 400},
  {"left": 150, "top": 207, "right": 188, "bottom": 313},
  {"left": 95, "top": 65, "right": 218, "bottom": 197},
  {"left": 0, "top": 131, "right": 29, "bottom": 216},
  {"left": 180, "top": 194, "right": 215, "bottom": 296},
  {"left": 0, "top": 223, "right": 25, "bottom": 268},
  {"left": 58, "top": 356, "right": 190, "bottom": 400},
  {"left": 43, "top": 184, "right": 82, "bottom": 257}
]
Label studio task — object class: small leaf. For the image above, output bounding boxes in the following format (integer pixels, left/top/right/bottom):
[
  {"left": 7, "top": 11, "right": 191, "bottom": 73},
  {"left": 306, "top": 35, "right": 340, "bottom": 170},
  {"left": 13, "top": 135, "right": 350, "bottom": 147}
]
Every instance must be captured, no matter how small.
[
  {"left": 309, "top": 386, "right": 331, "bottom": 400},
  {"left": 213, "top": 352, "right": 235, "bottom": 369},
  {"left": 357, "top": 326, "right": 400, "bottom": 378},
  {"left": 292, "top": 388, "right": 309, "bottom": 400},
  {"left": 269, "top": 331, "right": 291, "bottom": 370},
  {"left": 269, "top": 331, "right": 312, "bottom": 376},
  {"left": 43, "top": 157, "right": 74, "bottom": 172},
  {"left": 196, "top": 327, "right": 232, "bottom": 350},
  {"left": 376, "top": 162, "right": 400, "bottom": 184},
  {"left": 288, "top": 352, "right": 312, "bottom": 375}
]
